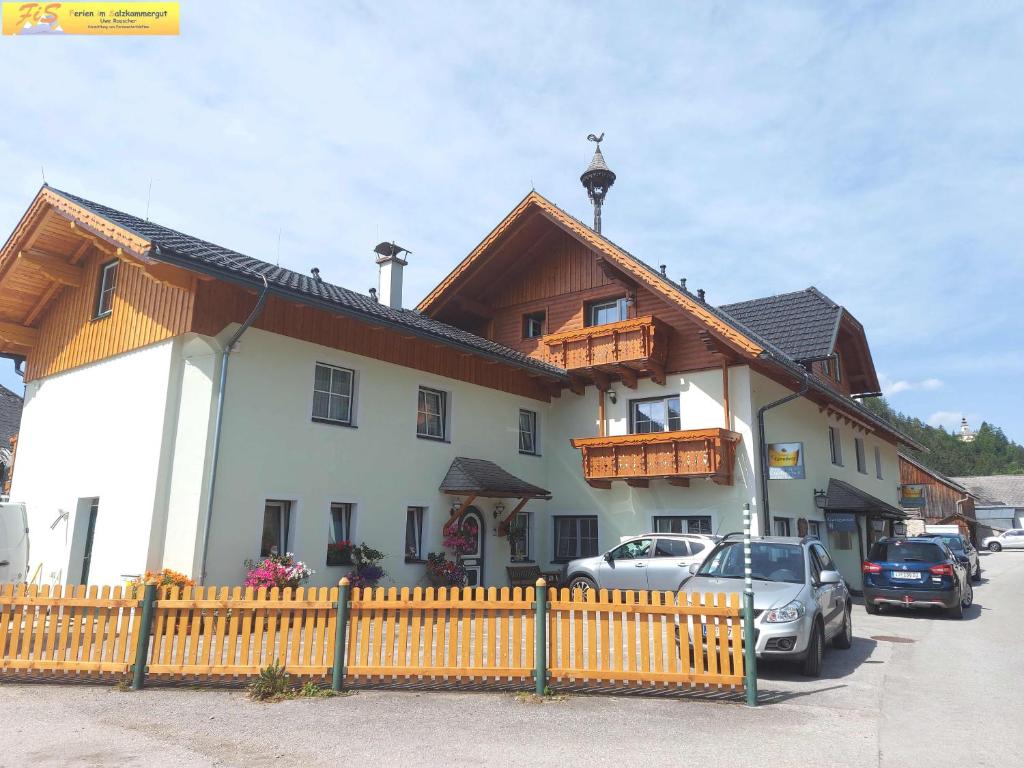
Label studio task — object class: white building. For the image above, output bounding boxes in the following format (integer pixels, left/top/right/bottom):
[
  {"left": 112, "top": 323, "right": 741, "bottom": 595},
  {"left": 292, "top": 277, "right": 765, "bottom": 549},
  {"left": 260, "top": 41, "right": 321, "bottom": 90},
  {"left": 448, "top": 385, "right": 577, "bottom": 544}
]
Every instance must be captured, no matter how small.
[{"left": 0, "top": 176, "right": 918, "bottom": 592}]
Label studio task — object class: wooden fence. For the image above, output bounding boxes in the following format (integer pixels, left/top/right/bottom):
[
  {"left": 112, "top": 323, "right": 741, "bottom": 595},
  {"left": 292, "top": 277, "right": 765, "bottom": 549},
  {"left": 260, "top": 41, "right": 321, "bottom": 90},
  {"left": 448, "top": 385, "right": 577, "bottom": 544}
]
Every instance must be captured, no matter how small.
[{"left": 0, "top": 582, "right": 744, "bottom": 693}]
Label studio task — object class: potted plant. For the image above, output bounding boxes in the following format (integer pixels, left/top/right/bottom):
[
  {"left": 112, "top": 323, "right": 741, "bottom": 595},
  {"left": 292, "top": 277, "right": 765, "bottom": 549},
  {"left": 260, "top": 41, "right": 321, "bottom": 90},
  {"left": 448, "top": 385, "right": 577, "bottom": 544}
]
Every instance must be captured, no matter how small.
[
  {"left": 243, "top": 552, "right": 315, "bottom": 590},
  {"left": 425, "top": 552, "right": 467, "bottom": 587},
  {"left": 326, "top": 540, "right": 354, "bottom": 567},
  {"left": 347, "top": 543, "right": 387, "bottom": 590}
]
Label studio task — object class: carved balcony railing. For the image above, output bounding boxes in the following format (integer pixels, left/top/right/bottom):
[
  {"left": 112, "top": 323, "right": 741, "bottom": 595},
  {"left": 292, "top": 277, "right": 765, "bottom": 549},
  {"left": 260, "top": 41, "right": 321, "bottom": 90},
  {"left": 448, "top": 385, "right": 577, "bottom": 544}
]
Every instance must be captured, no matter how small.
[
  {"left": 542, "top": 315, "right": 669, "bottom": 387},
  {"left": 570, "top": 428, "right": 741, "bottom": 489}
]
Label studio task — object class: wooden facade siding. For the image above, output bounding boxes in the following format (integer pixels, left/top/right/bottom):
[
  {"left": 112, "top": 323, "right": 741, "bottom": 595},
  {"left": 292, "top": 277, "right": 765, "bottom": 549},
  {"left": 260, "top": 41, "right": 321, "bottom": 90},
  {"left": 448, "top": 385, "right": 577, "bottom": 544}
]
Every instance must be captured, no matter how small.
[
  {"left": 25, "top": 248, "right": 195, "bottom": 381},
  {"left": 899, "top": 456, "right": 976, "bottom": 522},
  {"left": 477, "top": 230, "right": 723, "bottom": 376},
  {"left": 190, "top": 280, "right": 552, "bottom": 402}
]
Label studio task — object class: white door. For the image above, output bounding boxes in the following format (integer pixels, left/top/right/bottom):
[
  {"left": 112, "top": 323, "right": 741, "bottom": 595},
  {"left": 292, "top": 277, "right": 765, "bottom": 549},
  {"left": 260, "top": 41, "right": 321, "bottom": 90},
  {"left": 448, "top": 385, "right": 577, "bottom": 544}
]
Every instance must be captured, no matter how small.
[
  {"left": 460, "top": 509, "right": 485, "bottom": 587},
  {"left": 0, "top": 503, "right": 29, "bottom": 584}
]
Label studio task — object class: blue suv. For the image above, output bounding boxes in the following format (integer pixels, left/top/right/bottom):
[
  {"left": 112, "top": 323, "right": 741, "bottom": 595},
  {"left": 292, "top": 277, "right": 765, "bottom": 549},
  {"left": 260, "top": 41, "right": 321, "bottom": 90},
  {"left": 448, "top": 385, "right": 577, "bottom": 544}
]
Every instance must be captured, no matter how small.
[{"left": 862, "top": 537, "right": 973, "bottom": 619}]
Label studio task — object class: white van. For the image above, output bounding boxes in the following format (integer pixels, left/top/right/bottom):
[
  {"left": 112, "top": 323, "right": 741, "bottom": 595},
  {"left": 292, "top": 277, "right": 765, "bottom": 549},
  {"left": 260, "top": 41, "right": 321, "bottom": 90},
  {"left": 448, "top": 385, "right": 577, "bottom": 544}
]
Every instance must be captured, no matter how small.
[{"left": 0, "top": 502, "right": 29, "bottom": 584}]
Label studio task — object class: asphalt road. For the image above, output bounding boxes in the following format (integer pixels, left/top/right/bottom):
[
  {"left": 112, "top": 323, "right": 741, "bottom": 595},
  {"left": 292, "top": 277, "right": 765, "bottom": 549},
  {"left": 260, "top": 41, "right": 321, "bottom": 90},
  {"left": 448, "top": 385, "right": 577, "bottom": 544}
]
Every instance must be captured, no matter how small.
[{"left": 2, "top": 551, "right": 1021, "bottom": 768}]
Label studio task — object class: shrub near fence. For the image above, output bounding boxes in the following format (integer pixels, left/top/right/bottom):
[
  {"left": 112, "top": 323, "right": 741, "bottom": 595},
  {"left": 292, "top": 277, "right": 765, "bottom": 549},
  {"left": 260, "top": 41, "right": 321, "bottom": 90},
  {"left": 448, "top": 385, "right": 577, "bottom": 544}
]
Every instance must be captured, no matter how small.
[{"left": 0, "top": 581, "right": 744, "bottom": 694}]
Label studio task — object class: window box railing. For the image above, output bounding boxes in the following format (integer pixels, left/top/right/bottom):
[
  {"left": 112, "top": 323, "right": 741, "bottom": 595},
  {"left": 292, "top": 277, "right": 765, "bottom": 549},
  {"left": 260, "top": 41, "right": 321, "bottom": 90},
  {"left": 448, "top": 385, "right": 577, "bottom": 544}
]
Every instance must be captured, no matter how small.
[
  {"left": 542, "top": 315, "right": 669, "bottom": 383},
  {"left": 570, "top": 427, "right": 741, "bottom": 488}
]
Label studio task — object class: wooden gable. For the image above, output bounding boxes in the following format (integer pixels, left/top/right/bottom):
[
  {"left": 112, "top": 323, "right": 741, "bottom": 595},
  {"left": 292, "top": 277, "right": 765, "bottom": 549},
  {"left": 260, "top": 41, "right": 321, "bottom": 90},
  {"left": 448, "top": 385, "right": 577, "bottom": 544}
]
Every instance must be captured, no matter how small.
[{"left": 419, "top": 193, "right": 763, "bottom": 377}]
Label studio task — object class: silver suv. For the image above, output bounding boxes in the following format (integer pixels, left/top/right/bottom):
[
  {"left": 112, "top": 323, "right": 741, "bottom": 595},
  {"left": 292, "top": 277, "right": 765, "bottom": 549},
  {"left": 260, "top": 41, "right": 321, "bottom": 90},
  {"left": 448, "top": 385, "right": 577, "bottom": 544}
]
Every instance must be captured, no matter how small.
[
  {"left": 682, "top": 535, "right": 852, "bottom": 677},
  {"left": 565, "top": 533, "right": 719, "bottom": 594}
]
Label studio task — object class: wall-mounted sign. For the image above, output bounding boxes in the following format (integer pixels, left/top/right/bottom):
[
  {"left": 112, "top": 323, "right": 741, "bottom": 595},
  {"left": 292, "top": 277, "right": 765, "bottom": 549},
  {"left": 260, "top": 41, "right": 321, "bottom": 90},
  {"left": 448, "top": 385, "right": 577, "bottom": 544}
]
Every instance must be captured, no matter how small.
[
  {"left": 825, "top": 512, "right": 857, "bottom": 533},
  {"left": 768, "top": 442, "right": 805, "bottom": 480},
  {"left": 899, "top": 484, "right": 927, "bottom": 509}
]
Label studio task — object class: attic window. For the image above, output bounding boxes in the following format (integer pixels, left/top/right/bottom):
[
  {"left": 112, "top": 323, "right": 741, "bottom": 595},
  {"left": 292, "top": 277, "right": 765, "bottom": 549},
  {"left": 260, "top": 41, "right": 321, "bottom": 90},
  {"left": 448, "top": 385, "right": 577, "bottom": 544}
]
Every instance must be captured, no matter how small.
[
  {"left": 821, "top": 354, "right": 843, "bottom": 382},
  {"left": 523, "top": 311, "right": 545, "bottom": 339},
  {"left": 94, "top": 260, "right": 118, "bottom": 318}
]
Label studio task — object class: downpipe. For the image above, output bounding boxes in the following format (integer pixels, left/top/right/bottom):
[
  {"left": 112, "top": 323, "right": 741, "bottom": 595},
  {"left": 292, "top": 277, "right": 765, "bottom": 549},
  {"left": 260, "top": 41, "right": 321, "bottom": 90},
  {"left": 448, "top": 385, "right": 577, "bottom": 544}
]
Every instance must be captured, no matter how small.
[
  {"left": 198, "top": 275, "right": 270, "bottom": 585},
  {"left": 756, "top": 371, "right": 810, "bottom": 535}
]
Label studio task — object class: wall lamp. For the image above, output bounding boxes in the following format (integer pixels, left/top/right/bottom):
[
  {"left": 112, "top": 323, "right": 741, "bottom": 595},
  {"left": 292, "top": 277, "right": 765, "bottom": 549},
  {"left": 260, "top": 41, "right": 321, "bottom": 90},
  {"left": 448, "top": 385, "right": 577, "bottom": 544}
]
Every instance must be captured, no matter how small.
[
  {"left": 813, "top": 489, "right": 828, "bottom": 510},
  {"left": 607, "top": 389, "right": 618, "bottom": 405}
]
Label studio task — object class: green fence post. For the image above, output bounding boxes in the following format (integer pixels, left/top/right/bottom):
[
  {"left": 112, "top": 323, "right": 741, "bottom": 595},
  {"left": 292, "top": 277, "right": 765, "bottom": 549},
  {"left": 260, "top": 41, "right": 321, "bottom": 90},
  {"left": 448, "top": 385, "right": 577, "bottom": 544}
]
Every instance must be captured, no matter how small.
[
  {"left": 742, "top": 503, "right": 759, "bottom": 707},
  {"left": 332, "top": 577, "right": 351, "bottom": 692},
  {"left": 131, "top": 582, "right": 157, "bottom": 691},
  {"left": 534, "top": 577, "right": 548, "bottom": 696}
]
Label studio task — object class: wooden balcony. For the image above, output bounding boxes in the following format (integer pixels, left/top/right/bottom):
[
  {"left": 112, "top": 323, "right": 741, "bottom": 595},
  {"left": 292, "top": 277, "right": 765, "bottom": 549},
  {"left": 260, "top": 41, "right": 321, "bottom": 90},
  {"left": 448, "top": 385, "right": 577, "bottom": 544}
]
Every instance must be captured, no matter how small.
[
  {"left": 542, "top": 315, "right": 669, "bottom": 388},
  {"left": 570, "top": 428, "right": 741, "bottom": 489}
]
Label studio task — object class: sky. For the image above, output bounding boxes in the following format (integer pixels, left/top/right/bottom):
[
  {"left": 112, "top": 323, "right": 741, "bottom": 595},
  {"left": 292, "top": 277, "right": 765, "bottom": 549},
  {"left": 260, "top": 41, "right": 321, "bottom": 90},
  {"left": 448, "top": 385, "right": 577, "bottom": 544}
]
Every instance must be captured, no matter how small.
[{"left": 1, "top": 1, "right": 1022, "bottom": 440}]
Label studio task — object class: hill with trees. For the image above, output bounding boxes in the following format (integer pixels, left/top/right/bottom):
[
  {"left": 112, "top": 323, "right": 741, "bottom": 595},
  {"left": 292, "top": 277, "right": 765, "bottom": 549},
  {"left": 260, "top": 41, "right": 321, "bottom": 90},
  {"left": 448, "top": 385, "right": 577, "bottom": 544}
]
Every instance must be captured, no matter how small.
[{"left": 863, "top": 398, "right": 1024, "bottom": 477}]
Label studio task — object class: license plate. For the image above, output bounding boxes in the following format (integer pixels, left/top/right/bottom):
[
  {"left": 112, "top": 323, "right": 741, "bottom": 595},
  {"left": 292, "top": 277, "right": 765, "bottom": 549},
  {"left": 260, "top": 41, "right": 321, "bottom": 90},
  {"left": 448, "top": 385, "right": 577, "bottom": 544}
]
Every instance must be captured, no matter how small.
[
  {"left": 891, "top": 571, "right": 921, "bottom": 580},
  {"left": 701, "top": 624, "right": 732, "bottom": 639}
]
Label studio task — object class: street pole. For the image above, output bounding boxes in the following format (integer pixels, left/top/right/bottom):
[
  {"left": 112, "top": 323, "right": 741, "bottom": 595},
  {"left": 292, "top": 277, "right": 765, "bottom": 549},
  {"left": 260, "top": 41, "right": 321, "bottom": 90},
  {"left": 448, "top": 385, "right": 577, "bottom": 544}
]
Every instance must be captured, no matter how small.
[
  {"left": 534, "top": 577, "right": 547, "bottom": 696},
  {"left": 131, "top": 582, "right": 157, "bottom": 691},
  {"left": 743, "top": 503, "right": 759, "bottom": 707},
  {"left": 332, "top": 577, "right": 350, "bottom": 692}
]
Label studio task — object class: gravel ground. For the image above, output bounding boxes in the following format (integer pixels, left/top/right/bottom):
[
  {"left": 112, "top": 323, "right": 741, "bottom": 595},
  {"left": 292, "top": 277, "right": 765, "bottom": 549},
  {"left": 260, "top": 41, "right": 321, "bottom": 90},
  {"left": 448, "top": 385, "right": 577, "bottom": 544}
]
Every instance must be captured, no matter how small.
[{"left": 2, "top": 551, "right": 1022, "bottom": 768}]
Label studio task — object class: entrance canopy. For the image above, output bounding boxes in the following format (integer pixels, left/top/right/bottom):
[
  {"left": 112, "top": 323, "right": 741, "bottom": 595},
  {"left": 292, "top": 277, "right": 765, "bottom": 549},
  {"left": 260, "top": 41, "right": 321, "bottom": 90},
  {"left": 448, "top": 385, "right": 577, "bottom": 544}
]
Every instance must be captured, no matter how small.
[
  {"left": 440, "top": 457, "right": 551, "bottom": 532},
  {"left": 823, "top": 478, "right": 907, "bottom": 520},
  {"left": 439, "top": 457, "right": 551, "bottom": 500}
]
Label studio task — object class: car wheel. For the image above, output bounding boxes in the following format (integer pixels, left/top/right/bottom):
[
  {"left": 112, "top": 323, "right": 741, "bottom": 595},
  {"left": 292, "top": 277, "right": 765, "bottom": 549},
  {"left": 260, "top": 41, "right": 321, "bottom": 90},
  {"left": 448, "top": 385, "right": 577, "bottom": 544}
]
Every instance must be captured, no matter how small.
[
  {"left": 988, "top": 542, "right": 1002, "bottom": 553},
  {"left": 961, "top": 581, "right": 973, "bottom": 609},
  {"left": 568, "top": 575, "right": 596, "bottom": 599},
  {"left": 800, "top": 621, "right": 824, "bottom": 677},
  {"left": 833, "top": 604, "right": 853, "bottom": 650},
  {"left": 865, "top": 600, "right": 880, "bottom": 615}
]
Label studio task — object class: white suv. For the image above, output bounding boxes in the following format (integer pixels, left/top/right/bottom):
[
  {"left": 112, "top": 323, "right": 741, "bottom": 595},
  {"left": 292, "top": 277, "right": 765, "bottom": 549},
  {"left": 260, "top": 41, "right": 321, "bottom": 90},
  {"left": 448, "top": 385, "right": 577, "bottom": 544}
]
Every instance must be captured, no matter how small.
[
  {"left": 565, "top": 533, "right": 719, "bottom": 595},
  {"left": 982, "top": 529, "right": 1024, "bottom": 552}
]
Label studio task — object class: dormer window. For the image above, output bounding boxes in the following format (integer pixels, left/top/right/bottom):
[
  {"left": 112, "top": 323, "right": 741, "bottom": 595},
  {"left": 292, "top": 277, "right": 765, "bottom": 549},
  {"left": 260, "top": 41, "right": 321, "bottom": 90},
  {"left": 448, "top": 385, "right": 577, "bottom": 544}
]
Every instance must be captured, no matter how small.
[{"left": 94, "top": 260, "right": 118, "bottom": 318}]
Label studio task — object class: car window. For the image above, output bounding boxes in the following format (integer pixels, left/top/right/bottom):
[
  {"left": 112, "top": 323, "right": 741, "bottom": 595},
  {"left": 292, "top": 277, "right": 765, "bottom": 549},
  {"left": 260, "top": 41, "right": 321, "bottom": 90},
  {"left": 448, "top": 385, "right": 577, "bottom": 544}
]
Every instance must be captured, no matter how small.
[
  {"left": 868, "top": 540, "right": 945, "bottom": 563},
  {"left": 808, "top": 547, "right": 823, "bottom": 582},
  {"left": 653, "top": 538, "right": 689, "bottom": 558},
  {"left": 811, "top": 543, "right": 836, "bottom": 572},
  {"left": 689, "top": 541, "right": 706, "bottom": 555},
  {"left": 698, "top": 542, "right": 805, "bottom": 584},
  {"left": 610, "top": 539, "right": 651, "bottom": 560}
]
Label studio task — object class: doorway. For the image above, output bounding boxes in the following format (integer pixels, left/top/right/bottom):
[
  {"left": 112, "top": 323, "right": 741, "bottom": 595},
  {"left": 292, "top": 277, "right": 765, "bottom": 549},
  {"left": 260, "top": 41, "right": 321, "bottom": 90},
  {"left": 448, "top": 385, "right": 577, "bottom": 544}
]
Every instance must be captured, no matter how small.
[{"left": 460, "top": 507, "right": 485, "bottom": 587}]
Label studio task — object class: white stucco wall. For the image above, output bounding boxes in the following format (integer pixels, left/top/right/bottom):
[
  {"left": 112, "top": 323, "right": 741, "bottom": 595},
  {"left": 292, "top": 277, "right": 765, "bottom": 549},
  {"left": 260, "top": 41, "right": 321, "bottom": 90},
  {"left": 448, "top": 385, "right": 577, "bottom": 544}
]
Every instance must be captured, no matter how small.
[
  {"left": 750, "top": 370, "right": 901, "bottom": 587},
  {"left": 11, "top": 341, "right": 177, "bottom": 586},
  {"left": 202, "top": 328, "right": 552, "bottom": 588},
  {"left": 540, "top": 365, "right": 762, "bottom": 568}
]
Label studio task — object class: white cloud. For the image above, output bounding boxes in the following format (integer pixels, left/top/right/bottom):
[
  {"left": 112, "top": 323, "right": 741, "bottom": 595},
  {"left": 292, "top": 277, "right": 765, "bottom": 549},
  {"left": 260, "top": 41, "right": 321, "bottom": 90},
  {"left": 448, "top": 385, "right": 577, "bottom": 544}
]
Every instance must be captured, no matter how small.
[
  {"left": 879, "top": 374, "right": 944, "bottom": 395},
  {"left": 928, "top": 411, "right": 962, "bottom": 429}
]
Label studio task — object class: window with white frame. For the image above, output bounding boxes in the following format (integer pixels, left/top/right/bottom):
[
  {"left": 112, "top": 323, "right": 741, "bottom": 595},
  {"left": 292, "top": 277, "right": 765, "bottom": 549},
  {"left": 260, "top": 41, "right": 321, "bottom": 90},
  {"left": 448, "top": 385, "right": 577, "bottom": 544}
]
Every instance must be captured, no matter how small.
[
  {"left": 653, "top": 515, "right": 712, "bottom": 535},
  {"left": 774, "top": 517, "right": 792, "bottom": 537},
  {"left": 586, "top": 297, "right": 628, "bottom": 326},
  {"left": 261, "top": 500, "right": 291, "bottom": 557},
  {"left": 522, "top": 311, "right": 545, "bottom": 339},
  {"left": 808, "top": 520, "right": 822, "bottom": 540},
  {"left": 405, "top": 506, "right": 425, "bottom": 561},
  {"left": 519, "top": 409, "right": 538, "bottom": 455},
  {"left": 417, "top": 387, "right": 447, "bottom": 440},
  {"left": 829, "top": 426, "right": 843, "bottom": 466},
  {"left": 312, "top": 363, "right": 355, "bottom": 425},
  {"left": 630, "top": 395, "right": 681, "bottom": 434},
  {"left": 95, "top": 260, "right": 119, "bottom": 318},
  {"left": 510, "top": 511, "right": 531, "bottom": 562},
  {"left": 874, "top": 446, "right": 883, "bottom": 479},
  {"left": 855, "top": 437, "right": 867, "bottom": 474},
  {"left": 330, "top": 503, "right": 353, "bottom": 543},
  {"left": 554, "top": 516, "right": 598, "bottom": 561}
]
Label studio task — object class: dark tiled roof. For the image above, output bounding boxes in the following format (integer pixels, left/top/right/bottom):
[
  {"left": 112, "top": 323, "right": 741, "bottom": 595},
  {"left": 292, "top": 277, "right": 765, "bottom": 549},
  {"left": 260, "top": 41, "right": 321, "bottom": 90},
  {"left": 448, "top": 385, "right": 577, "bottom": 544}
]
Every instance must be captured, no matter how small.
[
  {"left": 719, "top": 287, "right": 841, "bottom": 362},
  {"left": 824, "top": 478, "right": 906, "bottom": 517},
  {"left": 951, "top": 475, "right": 1024, "bottom": 508},
  {"left": 47, "top": 188, "right": 566, "bottom": 380},
  {"left": 439, "top": 457, "right": 551, "bottom": 499},
  {"left": 0, "top": 384, "right": 22, "bottom": 464}
]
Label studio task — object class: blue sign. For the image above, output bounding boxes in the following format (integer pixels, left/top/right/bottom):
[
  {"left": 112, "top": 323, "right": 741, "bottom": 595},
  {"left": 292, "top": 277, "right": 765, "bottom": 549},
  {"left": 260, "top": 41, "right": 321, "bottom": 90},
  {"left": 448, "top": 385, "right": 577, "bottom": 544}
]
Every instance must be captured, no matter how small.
[{"left": 825, "top": 513, "right": 857, "bottom": 533}]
